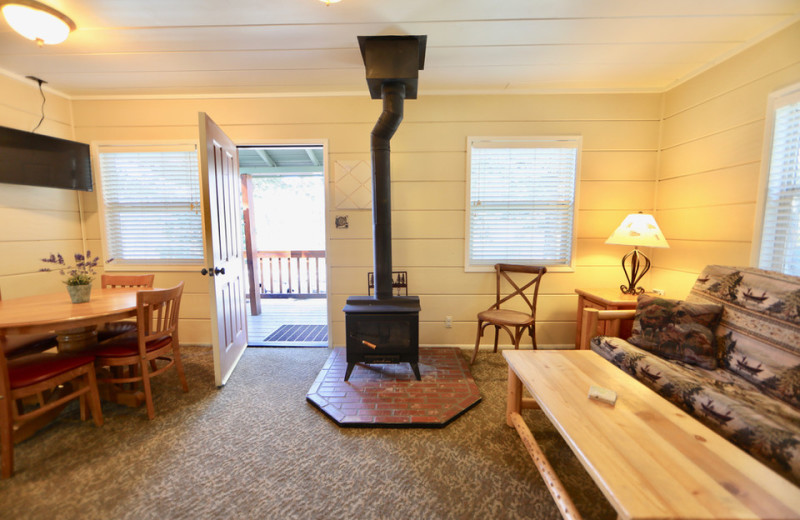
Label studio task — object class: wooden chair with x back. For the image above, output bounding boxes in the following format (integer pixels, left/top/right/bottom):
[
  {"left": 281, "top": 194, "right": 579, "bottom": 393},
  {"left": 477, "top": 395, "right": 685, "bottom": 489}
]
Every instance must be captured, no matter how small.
[
  {"left": 92, "top": 282, "right": 187, "bottom": 419},
  {"left": 471, "top": 264, "right": 547, "bottom": 364}
]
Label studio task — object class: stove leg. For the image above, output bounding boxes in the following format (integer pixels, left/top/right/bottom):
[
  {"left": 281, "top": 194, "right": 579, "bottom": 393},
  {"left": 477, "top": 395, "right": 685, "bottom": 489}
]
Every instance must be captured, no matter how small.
[
  {"left": 410, "top": 362, "right": 421, "bottom": 381},
  {"left": 344, "top": 362, "right": 356, "bottom": 382}
]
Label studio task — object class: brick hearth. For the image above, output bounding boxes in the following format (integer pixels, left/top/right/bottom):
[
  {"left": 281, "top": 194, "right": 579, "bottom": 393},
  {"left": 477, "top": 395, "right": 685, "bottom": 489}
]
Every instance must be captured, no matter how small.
[{"left": 306, "top": 347, "right": 481, "bottom": 427}]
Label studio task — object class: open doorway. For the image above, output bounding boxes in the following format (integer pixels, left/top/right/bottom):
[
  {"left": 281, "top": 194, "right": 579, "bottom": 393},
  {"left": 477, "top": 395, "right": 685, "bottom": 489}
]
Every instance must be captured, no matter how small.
[{"left": 239, "top": 145, "right": 328, "bottom": 347}]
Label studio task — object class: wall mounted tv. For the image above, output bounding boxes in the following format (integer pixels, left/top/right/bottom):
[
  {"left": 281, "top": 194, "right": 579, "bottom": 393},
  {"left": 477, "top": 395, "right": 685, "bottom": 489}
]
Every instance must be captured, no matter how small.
[{"left": 0, "top": 125, "right": 92, "bottom": 191}]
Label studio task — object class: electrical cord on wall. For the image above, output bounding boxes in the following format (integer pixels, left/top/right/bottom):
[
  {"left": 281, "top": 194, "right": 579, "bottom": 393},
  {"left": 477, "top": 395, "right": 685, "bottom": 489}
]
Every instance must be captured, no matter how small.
[{"left": 26, "top": 76, "right": 47, "bottom": 133}]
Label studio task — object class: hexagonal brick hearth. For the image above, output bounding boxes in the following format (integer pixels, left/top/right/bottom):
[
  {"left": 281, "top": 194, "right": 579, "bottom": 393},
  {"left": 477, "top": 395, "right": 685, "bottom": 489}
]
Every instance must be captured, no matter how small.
[{"left": 306, "top": 347, "right": 481, "bottom": 427}]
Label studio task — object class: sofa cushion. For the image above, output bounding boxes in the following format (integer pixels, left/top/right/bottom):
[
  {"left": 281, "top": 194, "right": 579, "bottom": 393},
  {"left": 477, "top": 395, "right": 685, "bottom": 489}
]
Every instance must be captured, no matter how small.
[
  {"left": 687, "top": 265, "right": 800, "bottom": 409},
  {"left": 628, "top": 295, "right": 723, "bottom": 369},
  {"left": 591, "top": 336, "right": 800, "bottom": 488}
]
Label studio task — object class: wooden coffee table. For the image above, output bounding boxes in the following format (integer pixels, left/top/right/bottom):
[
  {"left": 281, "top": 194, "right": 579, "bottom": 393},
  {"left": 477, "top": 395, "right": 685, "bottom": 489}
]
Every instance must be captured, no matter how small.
[{"left": 503, "top": 350, "right": 800, "bottom": 520}]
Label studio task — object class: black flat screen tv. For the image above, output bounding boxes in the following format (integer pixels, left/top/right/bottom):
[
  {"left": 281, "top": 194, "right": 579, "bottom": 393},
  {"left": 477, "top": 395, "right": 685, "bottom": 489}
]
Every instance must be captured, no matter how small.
[{"left": 0, "top": 125, "right": 92, "bottom": 191}]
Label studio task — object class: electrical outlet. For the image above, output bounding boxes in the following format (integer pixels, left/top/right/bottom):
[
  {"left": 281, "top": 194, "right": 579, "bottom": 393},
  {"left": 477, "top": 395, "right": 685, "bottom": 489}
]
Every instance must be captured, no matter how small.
[{"left": 445, "top": 315, "right": 452, "bottom": 328}]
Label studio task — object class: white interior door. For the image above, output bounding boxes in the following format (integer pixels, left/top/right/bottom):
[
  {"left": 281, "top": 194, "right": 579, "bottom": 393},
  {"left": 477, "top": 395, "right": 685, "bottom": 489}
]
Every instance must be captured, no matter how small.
[{"left": 199, "top": 112, "right": 248, "bottom": 386}]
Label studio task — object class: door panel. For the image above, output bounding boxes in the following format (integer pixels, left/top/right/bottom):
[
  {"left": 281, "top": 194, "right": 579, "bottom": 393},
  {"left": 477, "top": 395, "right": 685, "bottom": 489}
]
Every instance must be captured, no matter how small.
[{"left": 199, "top": 112, "right": 248, "bottom": 386}]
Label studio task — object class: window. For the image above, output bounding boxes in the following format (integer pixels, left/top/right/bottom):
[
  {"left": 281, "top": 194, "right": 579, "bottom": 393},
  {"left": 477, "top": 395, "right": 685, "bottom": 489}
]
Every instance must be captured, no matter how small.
[
  {"left": 466, "top": 136, "right": 581, "bottom": 271},
  {"left": 95, "top": 144, "right": 203, "bottom": 267},
  {"left": 755, "top": 84, "right": 800, "bottom": 276}
]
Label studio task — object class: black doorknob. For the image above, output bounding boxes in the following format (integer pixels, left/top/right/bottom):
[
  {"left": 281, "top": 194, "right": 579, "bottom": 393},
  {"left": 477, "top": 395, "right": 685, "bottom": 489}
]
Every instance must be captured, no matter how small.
[
  {"left": 214, "top": 267, "right": 226, "bottom": 275},
  {"left": 201, "top": 268, "right": 209, "bottom": 276}
]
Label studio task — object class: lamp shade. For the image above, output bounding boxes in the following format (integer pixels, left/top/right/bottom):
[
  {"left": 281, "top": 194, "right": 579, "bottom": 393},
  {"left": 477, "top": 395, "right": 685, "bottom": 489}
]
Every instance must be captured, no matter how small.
[
  {"left": 2, "top": 1, "right": 76, "bottom": 45},
  {"left": 606, "top": 212, "right": 669, "bottom": 248}
]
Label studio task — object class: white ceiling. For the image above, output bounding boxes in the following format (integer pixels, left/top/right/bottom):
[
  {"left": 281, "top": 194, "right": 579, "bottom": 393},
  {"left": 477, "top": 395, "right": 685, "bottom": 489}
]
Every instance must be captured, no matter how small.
[{"left": 1, "top": 0, "right": 799, "bottom": 98}]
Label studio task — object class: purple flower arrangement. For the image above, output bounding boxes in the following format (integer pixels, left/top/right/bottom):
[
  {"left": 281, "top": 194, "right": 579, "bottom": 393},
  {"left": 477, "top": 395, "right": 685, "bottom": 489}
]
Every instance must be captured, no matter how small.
[{"left": 41, "top": 250, "right": 112, "bottom": 286}]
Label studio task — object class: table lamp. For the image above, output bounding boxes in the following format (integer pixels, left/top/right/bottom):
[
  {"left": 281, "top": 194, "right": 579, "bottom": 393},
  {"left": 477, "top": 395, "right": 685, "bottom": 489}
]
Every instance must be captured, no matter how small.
[{"left": 606, "top": 212, "right": 669, "bottom": 295}]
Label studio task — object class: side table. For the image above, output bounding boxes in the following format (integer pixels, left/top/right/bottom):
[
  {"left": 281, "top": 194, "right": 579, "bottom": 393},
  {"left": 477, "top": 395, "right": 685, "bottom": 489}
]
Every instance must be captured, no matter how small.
[{"left": 574, "top": 288, "right": 640, "bottom": 348}]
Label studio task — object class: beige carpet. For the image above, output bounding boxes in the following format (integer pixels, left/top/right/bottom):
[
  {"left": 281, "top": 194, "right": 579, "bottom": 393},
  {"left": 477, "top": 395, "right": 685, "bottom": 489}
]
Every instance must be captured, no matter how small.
[{"left": 0, "top": 346, "right": 615, "bottom": 520}]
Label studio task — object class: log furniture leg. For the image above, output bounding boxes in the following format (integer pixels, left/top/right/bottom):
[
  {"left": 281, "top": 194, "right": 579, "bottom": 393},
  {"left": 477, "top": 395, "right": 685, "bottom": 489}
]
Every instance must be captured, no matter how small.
[{"left": 506, "top": 365, "right": 581, "bottom": 520}]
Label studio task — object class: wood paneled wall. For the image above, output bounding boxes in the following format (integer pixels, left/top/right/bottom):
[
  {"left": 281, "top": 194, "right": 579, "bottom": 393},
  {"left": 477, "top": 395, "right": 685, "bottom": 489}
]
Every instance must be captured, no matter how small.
[
  {"left": 652, "top": 22, "right": 800, "bottom": 296},
  {"left": 0, "top": 77, "right": 206, "bottom": 339},
  {"left": 66, "top": 92, "right": 660, "bottom": 347},
  {"left": 4, "top": 20, "right": 797, "bottom": 347},
  {"left": 0, "top": 75, "right": 88, "bottom": 298}
]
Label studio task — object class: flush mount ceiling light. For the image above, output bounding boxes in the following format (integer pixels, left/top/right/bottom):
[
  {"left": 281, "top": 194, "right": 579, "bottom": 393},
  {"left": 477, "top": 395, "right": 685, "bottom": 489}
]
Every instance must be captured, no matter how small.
[
  {"left": 319, "top": 0, "right": 341, "bottom": 5},
  {"left": 1, "top": 0, "right": 76, "bottom": 45}
]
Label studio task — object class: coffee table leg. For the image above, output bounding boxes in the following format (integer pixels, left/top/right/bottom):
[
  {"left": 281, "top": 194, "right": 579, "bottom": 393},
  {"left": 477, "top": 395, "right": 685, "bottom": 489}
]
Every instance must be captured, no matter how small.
[
  {"left": 506, "top": 365, "right": 582, "bottom": 519},
  {"left": 509, "top": 412, "right": 582, "bottom": 520},
  {"left": 507, "top": 366, "right": 522, "bottom": 427}
]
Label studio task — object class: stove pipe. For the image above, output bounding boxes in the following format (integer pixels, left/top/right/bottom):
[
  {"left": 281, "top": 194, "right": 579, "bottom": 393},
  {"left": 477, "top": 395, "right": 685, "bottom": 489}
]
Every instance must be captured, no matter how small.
[
  {"left": 358, "top": 35, "right": 426, "bottom": 300},
  {"left": 371, "top": 82, "right": 404, "bottom": 299}
]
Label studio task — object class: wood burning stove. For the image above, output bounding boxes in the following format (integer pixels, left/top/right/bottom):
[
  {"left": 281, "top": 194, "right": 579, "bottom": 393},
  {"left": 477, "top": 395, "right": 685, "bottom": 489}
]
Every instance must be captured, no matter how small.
[
  {"left": 343, "top": 35, "right": 427, "bottom": 382},
  {"left": 343, "top": 296, "right": 420, "bottom": 381}
]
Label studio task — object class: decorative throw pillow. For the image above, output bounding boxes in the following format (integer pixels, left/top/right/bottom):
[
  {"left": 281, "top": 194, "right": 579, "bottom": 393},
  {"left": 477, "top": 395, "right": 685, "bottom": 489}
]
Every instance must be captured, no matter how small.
[{"left": 628, "top": 295, "right": 723, "bottom": 369}]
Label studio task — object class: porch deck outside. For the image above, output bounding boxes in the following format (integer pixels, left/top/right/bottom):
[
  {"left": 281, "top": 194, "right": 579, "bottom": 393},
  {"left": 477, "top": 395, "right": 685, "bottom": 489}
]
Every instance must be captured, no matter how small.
[
  {"left": 246, "top": 298, "right": 327, "bottom": 347},
  {"left": 242, "top": 155, "right": 328, "bottom": 348}
]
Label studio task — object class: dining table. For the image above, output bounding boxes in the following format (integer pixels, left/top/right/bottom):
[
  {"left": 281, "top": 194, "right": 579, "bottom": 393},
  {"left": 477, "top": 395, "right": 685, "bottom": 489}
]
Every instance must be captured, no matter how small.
[
  {"left": 0, "top": 286, "right": 140, "bottom": 352},
  {"left": 1, "top": 286, "right": 146, "bottom": 441}
]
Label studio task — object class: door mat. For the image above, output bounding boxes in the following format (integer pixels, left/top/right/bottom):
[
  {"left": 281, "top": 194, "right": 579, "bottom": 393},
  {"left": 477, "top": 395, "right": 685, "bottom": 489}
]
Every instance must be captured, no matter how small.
[
  {"left": 265, "top": 324, "right": 327, "bottom": 343},
  {"left": 306, "top": 347, "right": 482, "bottom": 428}
]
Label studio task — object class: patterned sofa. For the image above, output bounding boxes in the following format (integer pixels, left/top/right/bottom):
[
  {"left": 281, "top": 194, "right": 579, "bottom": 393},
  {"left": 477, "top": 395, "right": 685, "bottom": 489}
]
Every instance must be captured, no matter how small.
[{"left": 584, "top": 265, "right": 800, "bottom": 488}]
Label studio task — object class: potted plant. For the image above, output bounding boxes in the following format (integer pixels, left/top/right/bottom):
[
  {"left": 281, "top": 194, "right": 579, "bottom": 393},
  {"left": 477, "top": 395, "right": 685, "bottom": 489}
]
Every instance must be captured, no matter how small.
[{"left": 41, "top": 251, "right": 111, "bottom": 303}]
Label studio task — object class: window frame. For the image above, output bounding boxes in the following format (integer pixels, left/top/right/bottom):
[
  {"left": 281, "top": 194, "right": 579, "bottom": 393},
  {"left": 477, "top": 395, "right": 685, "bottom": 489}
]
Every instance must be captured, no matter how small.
[
  {"left": 92, "top": 141, "right": 206, "bottom": 272},
  {"left": 464, "top": 135, "right": 581, "bottom": 273},
  {"left": 751, "top": 82, "right": 800, "bottom": 275}
]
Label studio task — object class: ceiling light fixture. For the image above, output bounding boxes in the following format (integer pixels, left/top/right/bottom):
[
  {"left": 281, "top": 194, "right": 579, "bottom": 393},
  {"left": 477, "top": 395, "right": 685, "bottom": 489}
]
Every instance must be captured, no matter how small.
[
  {"left": 319, "top": 0, "right": 341, "bottom": 5},
  {"left": 1, "top": 0, "right": 76, "bottom": 46}
]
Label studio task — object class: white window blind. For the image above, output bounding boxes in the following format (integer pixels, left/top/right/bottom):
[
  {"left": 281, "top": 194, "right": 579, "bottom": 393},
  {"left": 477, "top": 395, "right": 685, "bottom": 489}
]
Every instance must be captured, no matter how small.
[
  {"left": 466, "top": 137, "right": 580, "bottom": 270},
  {"left": 758, "top": 87, "right": 800, "bottom": 276},
  {"left": 97, "top": 145, "right": 203, "bottom": 265}
]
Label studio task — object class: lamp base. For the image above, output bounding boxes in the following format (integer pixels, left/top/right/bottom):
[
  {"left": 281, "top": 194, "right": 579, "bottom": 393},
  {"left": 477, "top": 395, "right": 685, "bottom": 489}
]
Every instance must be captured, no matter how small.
[{"left": 618, "top": 248, "right": 650, "bottom": 295}]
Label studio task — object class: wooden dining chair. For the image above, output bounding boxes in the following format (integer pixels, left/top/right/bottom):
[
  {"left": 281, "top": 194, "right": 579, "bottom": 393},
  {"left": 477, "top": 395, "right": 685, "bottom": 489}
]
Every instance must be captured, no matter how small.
[
  {"left": 100, "top": 274, "right": 155, "bottom": 289},
  {"left": 92, "top": 282, "right": 187, "bottom": 420},
  {"left": 0, "top": 289, "right": 57, "bottom": 359},
  {"left": 0, "top": 347, "right": 103, "bottom": 478},
  {"left": 96, "top": 274, "right": 155, "bottom": 342},
  {"left": 471, "top": 264, "right": 547, "bottom": 364}
]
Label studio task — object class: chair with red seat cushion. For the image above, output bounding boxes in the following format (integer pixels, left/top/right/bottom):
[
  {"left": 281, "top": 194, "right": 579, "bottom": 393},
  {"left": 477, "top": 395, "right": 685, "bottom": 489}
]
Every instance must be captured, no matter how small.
[
  {"left": 0, "top": 350, "right": 104, "bottom": 479},
  {"left": 92, "top": 282, "right": 187, "bottom": 420},
  {"left": 0, "top": 289, "right": 57, "bottom": 360},
  {"left": 471, "top": 264, "right": 547, "bottom": 364},
  {"left": 96, "top": 274, "right": 155, "bottom": 342}
]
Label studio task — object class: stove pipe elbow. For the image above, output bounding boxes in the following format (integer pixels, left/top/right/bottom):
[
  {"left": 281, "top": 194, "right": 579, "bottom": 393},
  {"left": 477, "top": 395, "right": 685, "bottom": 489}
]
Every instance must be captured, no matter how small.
[{"left": 371, "top": 82, "right": 406, "bottom": 147}]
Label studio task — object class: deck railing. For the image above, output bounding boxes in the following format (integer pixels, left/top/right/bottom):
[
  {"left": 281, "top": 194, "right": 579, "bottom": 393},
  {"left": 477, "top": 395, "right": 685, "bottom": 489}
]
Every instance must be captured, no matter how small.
[{"left": 254, "top": 250, "right": 326, "bottom": 298}]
